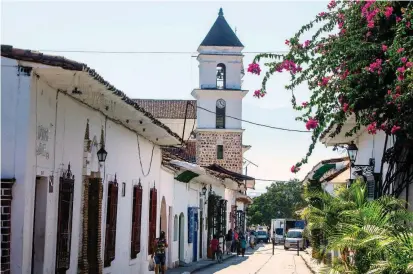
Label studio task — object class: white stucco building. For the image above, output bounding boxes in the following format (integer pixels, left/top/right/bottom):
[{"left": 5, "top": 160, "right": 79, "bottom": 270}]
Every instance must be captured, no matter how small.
[
  {"left": 1, "top": 45, "right": 183, "bottom": 274},
  {"left": 0, "top": 8, "right": 256, "bottom": 274},
  {"left": 320, "top": 114, "right": 413, "bottom": 208}
]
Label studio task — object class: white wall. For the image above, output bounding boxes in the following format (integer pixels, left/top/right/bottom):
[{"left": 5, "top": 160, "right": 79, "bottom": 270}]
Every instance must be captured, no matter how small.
[
  {"left": 2, "top": 68, "right": 165, "bottom": 274},
  {"left": 158, "top": 119, "right": 196, "bottom": 141},
  {"left": 1, "top": 58, "right": 37, "bottom": 274}
]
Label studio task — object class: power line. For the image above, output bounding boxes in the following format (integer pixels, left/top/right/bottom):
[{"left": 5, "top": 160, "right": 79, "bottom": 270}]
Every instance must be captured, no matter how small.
[
  {"left": 196, "top": 105, "right": 310, "bottom": 133},
  {"left": 34, "top": 49, "right": 288, "bottom": 55}
]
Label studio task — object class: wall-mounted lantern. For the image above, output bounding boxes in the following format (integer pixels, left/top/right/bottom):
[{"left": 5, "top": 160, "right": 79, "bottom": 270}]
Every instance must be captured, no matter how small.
[
  {"left": 201, "top": 185, "right": 207, "bottom": 196},
  {"left": 97, "top": 147, "right": 108, "bottom": 163},
  {"left": 347, "top": 141, "right": 358, "bottom": 166}
]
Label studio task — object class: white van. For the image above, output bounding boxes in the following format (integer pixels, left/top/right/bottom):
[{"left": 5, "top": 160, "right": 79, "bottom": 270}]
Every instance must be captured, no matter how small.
[{"left": 283, "top": 229, "right": 305, "bottom": 250}]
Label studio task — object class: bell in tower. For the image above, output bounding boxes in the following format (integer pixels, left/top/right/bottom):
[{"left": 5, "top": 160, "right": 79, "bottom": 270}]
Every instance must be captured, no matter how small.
[{"left": 216, "top": 63, "right": 226, "bottom": 89}]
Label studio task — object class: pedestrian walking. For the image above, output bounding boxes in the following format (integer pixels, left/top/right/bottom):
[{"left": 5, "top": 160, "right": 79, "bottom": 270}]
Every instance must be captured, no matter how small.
[
  {"left": 151, "top": 231, "right": 168, "bottom": 274},
  {"left": 210, "top": 235, "right": 219, "bottom": 261},
  {"left": 249, "top": 231, "right": 256, "bottom": 249},
  {"left": 240, "top": 235, "right": 247, "bottom": 257},
  {"left": 225, "top": 229, "right": 233, "bottom": 254}
]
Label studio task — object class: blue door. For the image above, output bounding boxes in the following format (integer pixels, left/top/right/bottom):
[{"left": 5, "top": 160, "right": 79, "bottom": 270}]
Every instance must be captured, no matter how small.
[{"left": 193, "top": 212, "right": 198, "bottom": 262}]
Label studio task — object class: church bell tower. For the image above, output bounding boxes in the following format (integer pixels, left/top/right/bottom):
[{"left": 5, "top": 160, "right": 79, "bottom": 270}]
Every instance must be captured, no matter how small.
[{"left": 192, "top": 8, "right": 249, "bottom": 174}]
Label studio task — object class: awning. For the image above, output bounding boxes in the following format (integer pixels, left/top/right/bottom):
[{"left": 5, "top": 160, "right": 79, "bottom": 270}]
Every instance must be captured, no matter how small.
[
  {"left": 206, "top": 164, "right": 256, "bottom": 189},
  {"left": 175, "top": 171, "right": 199, "bottom": 183},
  {"left": 312, "top": 163, "right": 336, "bottom": 181}
]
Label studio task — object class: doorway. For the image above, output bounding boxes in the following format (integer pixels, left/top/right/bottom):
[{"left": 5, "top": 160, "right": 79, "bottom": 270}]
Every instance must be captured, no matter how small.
[
  {"left": 178, "top": 213, "right": 185, "bottom": 263},
  {"left": 31, "top": 176, "right": 48, "bottom": 274},
  {"left": 160, "top": 197, "right": 167, "bottom": 235},
  {"left": 199, "top": 212, "right": 203, "bottom": 259},
  {"left": 168, "top": 206, "right": 173, "bottom": 268},
  {"left": 192, "top": 213, "right": 198, "bottom": 262}
]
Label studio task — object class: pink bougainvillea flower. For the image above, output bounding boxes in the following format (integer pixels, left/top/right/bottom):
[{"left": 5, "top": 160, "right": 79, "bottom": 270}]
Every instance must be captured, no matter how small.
[
  {"left": 367, "top": 122, "right": 377, "bottom": 134},
  {"left": 396, "top": 86, "right": 401, "bottom": 93},
  {"left": 401, "top": 57, "right": 407, "bottom": 63},
  {"left": 407, "top": 22, "right": 411, "bottom": 28},
  {"left": 305, "top": 118, "right": 319, "bottom": 130},
  {"left": 290, "top": 165, "right": 300, "bottom": 173},
  {"left": 382, "top": 44, "right": 388, "bottom": 51},
  {"left": 391, "top": 125, "right": 401, "bottom": 134},
  {"left": 253, "top": 89, "right": 266, "bottom": 98},
  {"left": 319, "top": 77, "right": 330, "bottom": 86},
  {"left": 398, "top": 74, "right": 405, "bottom": 81},
  {"left": 318, "top": 12, "right": 327, "bottom": 17},
  {"left": 397, "top": 48, "right": 405, "bottom": 53},
  {"left": 397, "top": 66, "right": 406, "bottom": 74},
  {"left": 247, "top": 63, "right": 261, "bottom": 75},
  {"left": 369, "top": 59, "right": 383, "bottom": 73},
  {"left": 303, "top": 40, "right": 310, "bottom": 48},
  {"left": 340, "top": 69, "right": 349, "bottom": 80},
  {"left": 387, "top": 89, "right": 392, "bottom": 95},
  {"left": 367, "top": 21, "right": 375, "bottom": 28},
  {"left": 384, "top": 6, "right": 393, "bottom": 18},
  {"left": 327, "top": 0, "right": 336, "bottom": 10},
  {"left": 342, "top": 103, "right": 349, "bottom": 112},
  {"left": 302, "top": 102, "right": 309, "bottom": 107},
  {"left": 406, "top": 62, "right": 413, "bottom": 68},
  {"left": 396, "top": 16, "right": 401, "bottom": 23},
  {"left": 285, "top": 39, "right": 290, "bottom": 45}
]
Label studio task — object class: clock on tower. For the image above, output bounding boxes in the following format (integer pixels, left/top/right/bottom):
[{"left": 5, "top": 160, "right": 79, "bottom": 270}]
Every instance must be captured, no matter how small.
[{"left": 192, "top": 8, "right": 249, "bottom": 174}]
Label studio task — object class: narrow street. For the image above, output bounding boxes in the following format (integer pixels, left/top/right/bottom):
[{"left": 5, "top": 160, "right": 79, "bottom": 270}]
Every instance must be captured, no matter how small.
[{"left": 194, "top": 244, "right": 312, "bottom": 274}]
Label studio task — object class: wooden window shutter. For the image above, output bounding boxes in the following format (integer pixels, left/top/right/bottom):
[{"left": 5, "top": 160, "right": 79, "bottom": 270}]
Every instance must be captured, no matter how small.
[
  {"left": 131, "top": 183, "right": 143, "bottom": 259},
  {"left": 148, "top": 187, "right": 157, "bottom": 255},
  {"left": 55, "top": 175, "right": 75, "bottom": 272},
  {"left": 104, "top": 180, "right": 119, "bottom": 267}
]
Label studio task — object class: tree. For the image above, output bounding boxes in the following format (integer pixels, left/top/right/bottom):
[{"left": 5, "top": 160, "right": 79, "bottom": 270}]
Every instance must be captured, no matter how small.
[
  {"left": 302, "top": 180, "right": 413, "bottom": 273},
  {"left": 248, "top": 0, "right": 413, "bottom": 173},
  {"left": 247, "top": 179, "right": 306, "bottom": 226}
]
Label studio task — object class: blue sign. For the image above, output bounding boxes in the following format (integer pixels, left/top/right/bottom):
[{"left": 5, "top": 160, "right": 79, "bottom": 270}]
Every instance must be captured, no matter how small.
[
  {"left": 295, "top": 220, "right": 305, "bottom": 229},
  {"left": 188, "top": 207, "right": 195, "bottom": 243}
]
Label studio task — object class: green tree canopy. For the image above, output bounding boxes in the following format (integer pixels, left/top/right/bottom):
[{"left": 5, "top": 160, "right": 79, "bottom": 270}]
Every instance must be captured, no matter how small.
[{"left": 247, "top": 179, "right": 306, "bottom": 227}]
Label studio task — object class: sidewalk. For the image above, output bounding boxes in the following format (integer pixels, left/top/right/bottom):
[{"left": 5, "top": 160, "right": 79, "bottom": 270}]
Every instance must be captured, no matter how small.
[
  {"left": 167, "top": 254, "right": 236, "bottom": 274},
  {"left": 300, "top": 248, "right": 324, "bottom": 274}
]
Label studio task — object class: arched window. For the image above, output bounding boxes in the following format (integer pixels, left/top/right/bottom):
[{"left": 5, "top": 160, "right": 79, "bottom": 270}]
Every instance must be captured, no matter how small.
[
  {"left": 174, "top": 215, "right": 178, "bottom": 241},
  {"left": 216, "top": 63, "right": 226, "bottom": 89},
  {"left": 216, "top": 99, "right": 226, "bottom": 129}
]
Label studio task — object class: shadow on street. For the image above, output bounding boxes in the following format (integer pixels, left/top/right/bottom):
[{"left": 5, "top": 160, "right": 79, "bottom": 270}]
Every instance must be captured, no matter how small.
[{"left": 192, "top": 243, "right": 267, "bottom": 273}]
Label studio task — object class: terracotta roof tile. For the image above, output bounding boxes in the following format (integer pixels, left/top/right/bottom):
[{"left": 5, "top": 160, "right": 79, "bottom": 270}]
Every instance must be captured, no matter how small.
[{"left": 134, "top": 99, "right": 197, "bottom": 119}]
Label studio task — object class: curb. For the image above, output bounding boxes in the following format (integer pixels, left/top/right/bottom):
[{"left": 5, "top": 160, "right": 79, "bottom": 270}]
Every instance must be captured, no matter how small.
[
  {"left": 190, "top": 254, "right": 236, "bottom": 274},
  {"left": 300, "top": 254, "right": 317, "bottom": 274}
]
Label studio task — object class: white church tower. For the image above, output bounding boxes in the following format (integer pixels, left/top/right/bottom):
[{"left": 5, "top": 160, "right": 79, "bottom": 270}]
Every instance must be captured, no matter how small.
[{"left": 192, "top": 8, "right": 249, "bottom": 174}]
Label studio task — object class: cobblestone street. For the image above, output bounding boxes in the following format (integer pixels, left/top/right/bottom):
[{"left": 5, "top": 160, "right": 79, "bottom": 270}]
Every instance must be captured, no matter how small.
[{"left": 193, "top": 244, "right": 312, "bottom": 274}]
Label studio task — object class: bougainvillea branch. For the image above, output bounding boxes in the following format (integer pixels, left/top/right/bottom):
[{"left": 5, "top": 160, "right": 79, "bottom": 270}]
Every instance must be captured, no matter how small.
[{"left": 249, "top": 0, "right": 413, "bottom": 173}]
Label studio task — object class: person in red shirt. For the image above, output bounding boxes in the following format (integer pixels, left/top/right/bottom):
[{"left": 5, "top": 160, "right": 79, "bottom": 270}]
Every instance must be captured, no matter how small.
[{"left": 210, "top": 235, "right": 219, "bottom": 260}]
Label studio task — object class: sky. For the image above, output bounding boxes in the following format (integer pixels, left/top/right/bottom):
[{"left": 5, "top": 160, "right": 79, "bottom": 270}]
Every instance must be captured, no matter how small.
[{"left": 1, "top": 0, "right": 345, "bottom": 194}]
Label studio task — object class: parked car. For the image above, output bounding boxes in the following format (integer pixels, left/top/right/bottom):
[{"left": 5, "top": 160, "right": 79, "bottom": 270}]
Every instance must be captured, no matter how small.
[
  {"left": 256, "top": 230, "right": 269, "bottom": 243},
  {"left": 284, "top": 229, "right": 306, "bottom": 251}
]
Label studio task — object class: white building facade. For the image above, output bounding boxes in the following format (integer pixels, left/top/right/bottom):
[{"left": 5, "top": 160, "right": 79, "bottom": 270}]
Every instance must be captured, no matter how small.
[
  {"left": 1, "top": 47, "right": 182, "bottom": 274},
  {"left": 320, "top": 114, "right": 413, "bottom": 209}
]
